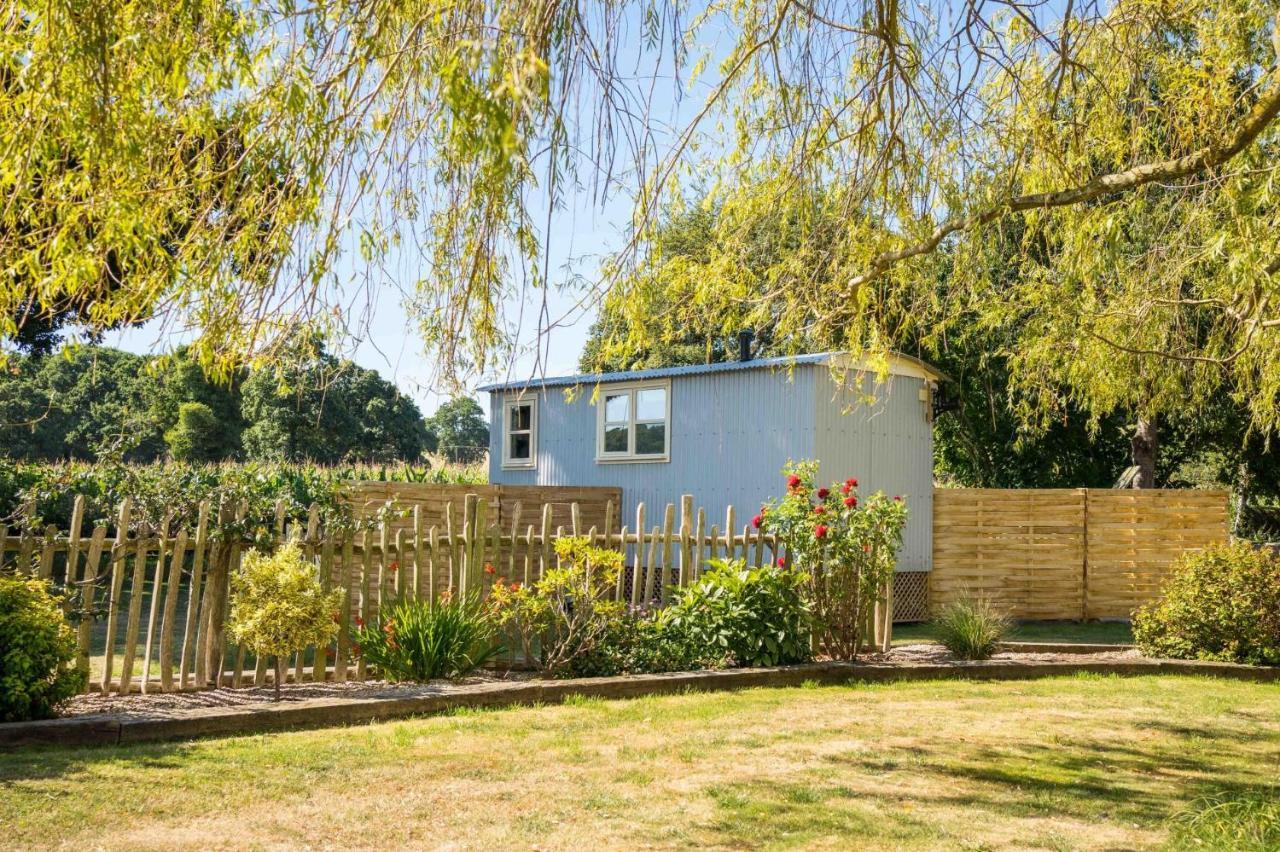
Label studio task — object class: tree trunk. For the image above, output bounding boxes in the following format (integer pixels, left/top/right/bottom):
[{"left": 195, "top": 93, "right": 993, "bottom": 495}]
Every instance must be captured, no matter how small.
[
  {"left": 1130, "top": 417, "right": 1159, "bottom": 489},
  {"left": 274, "top": 657, "right": 283, "bottom": 702}
]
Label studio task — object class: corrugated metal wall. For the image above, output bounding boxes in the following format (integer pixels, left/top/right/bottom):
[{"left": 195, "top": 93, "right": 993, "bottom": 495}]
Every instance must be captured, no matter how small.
[
  {"left": 489, "top": 362, "right": 933, "bottom": 571},
  {"left": 812, "top": 370, "right": 934, "bottom": 571}
]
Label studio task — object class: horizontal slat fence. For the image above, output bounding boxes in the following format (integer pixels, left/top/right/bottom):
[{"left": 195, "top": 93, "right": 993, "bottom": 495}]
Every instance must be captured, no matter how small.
[
  {"left": 930, "top": 488, "right": 1228, "bottom": 620},
  {"left": 6, "top": 489, "right": 892, "bottom": 694},
  {"left": 1084, "top": 489, "right": 1230, "bottom": 618}
]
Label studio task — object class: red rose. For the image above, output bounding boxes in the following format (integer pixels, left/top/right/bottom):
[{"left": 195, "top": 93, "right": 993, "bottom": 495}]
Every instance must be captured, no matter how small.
[
  {"left": 814, "top": 506, "right": 826, "bottom": 515},
  {"left": 893, "top": 495, "right": 902, "bottom": 502},
  {"left": 844, "top": 496, "right": 856, "bottom": 508},
  {"left": 840, "top": 483, "right": 851, "bottom": 495},
  {"left": 787, "top": 474, "right": 802, "bottom": 489},
  {"left": 817, "top": 487, "right": 829, "bottom": 499},
  {"left": 388, "top": 561, "right": 398, "bottom": 572},
  {"left": 752, "top": 514, "right": 763, "bottom": 528},
  {"left": 847, "top": 477, "right": 858, "bottom": 487},
  {"left": 814, "top": 524, "right": 828, "bottom": 538},
  {"left": 484, "top": 563, "right": 496, "bottom": 574},
  {"left": 355, "top": 616, "right": 364, "bottom": 628},
  {"left": 776, "top": 557, "right": 786, "bottom": 567}
]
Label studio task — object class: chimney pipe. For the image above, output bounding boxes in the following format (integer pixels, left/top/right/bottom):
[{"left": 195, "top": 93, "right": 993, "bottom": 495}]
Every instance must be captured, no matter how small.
[{"left": 737, "top": 328, "right": 754, "bottom": 362}]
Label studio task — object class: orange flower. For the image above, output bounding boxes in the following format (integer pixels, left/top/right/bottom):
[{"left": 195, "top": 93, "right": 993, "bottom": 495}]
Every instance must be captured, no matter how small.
[
  {"left": 388, "top": 561, "right": 399, "bottom": 572},
  {"left": 484, "top": 563, "right": 496, "bottom": 575}
]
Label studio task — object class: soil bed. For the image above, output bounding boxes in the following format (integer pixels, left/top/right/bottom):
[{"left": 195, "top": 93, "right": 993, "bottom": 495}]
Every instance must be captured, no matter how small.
[{"left": 60, "top": 643, "right": 1142, "bottom": 719}]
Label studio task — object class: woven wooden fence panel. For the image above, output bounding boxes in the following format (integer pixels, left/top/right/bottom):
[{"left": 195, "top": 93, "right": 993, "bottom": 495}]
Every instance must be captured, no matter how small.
[
  {"left": 931, "top": 489, "right": 1086, "bottom": 620},
  {"left": 1084, "top": 490, "right": 1230, "bottom": 618},
  {"left": 344, "top": 483, "right": 621, "bottom": 535},
  {"left": 930, "top": 488, "right": 1228, "bottom": 620}
]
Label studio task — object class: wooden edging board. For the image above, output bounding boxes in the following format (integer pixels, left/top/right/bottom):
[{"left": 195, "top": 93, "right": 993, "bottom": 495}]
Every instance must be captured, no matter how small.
[{"left": 2, "top": 657, "right": 1276, "bottom": 750}]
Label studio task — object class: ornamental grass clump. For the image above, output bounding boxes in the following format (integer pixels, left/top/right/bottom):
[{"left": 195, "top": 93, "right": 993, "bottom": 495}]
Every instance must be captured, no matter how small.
[
  {"left": 0, "top": 573, "right": 85, "bottom": 721},
  {"left": 1133, "top": 542, "right": 1280, "bottom": 666},
  {"left": 759, "top": 460, "right": 907, "bottom": 659},
  {"left": 351, "top": 591, "right": 503, "bottom": 681},
  {"left": 932, "top": 595, "right": 1010, "bottom": 660},
  {"left": 227, "top": 542, "right": 344, "bottom": 700},
  {"left": 488, "top": 536, "right": 624, "bottom": 677}
]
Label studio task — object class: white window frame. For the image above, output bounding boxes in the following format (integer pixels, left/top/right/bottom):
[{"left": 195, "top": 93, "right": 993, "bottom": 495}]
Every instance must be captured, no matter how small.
[
  {"left": 595, "top": 380, "right": 671, "bottom": 463},
  {"left": 501, "top": 395, "right": 537, "bottom": 469}
]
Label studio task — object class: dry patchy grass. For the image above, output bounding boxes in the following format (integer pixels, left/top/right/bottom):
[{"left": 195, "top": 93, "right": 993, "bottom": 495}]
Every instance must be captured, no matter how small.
[{"left": 1, "top": 675, "right": 1277, "bottom": 850}]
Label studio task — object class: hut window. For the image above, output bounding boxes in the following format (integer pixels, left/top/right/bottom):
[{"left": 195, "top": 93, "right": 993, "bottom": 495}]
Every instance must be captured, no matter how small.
[
  {"left": 596, "top": 382, "right": 670, "bottom": 462},
  {"left": 502, "top": 397, "right": 536, "bottom": 469}
]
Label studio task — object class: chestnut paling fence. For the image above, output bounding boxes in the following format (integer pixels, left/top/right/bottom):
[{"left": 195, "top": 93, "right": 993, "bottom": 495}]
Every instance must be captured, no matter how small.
[{"left": 7, "top": 493, "right": 894, "bottom": 695}]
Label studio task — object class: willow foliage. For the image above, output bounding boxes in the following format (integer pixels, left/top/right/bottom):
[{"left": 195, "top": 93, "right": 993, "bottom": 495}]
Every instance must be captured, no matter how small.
[{"left": 5, "top": 1, "right": 1280, "bottom": 429}]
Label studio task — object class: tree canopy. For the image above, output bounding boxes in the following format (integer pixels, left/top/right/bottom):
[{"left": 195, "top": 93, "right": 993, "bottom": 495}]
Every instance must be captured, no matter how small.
[
  {"left": 424, "top": 398, "right": 491, "bottom": 464},
  {"left": 6, "top": 0, "right": 1280, "bottom": 437},
  {"left": 0, "top": 345, "right": 431, "bottom": 464}
]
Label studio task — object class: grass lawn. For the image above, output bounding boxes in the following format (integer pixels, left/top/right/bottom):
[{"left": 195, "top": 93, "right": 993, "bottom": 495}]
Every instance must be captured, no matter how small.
[
  {"left": 893, "top": 620, "right": 1135, "bottom": 646},
  {"left": 3, "top": 676, "right": 1278, "bottom": 850}
]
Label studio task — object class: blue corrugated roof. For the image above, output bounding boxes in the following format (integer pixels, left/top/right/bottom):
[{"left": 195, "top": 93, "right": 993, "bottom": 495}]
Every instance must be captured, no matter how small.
[{"left": 477, "top": 351, "right": 943, "bottom": 392}]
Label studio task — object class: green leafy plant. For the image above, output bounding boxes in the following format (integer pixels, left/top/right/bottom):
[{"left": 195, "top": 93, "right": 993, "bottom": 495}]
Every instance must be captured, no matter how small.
[
  {"left": 227, "top": 542, "right": 344, "bottom": 700},
  {"left": 567, "top": 607, "right": 724, "bottom": 677},
  {"left": 351, "top": 591, "right": 503, "bottom": 681},
  {"left": 488, "top": 536, "right": 625, "bottom": 677},
  {"left": 661, "top": 558, "right": 811, "bottom": 668},
  {"left": 761, "top": 461, "right": 907, "bottom": 659},
  {"left": 932, "top": 595, "right": 1011, "bottom": 660},
  {"left": 1133, "top": 542, "right": 1280, "bottom": 666},
  {"left": 0, "top": 573, "right": 85, "bottom": 721}
]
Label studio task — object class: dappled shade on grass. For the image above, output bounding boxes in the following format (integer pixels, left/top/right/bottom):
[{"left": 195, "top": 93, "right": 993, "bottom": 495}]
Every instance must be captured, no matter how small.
[{"left": 0, "top": 675, "right": 1276, "bottom": 849}]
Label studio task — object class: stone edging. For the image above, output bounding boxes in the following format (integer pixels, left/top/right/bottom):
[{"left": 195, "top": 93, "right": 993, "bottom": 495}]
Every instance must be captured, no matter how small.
[{"left": 2, "top": 657, "right": 1275, "bottom": 750}]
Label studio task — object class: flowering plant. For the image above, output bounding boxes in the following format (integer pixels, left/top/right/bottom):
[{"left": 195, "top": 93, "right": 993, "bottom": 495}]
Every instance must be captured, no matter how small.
[
  {"left": 487, "top": 536, "right": 625, "bottom": 677},
  {"left": 350, "top": 590, "right": 503, "bottom": 682},
  {"left": 760, "top": 460, "right": 907, "bottom": 659}
]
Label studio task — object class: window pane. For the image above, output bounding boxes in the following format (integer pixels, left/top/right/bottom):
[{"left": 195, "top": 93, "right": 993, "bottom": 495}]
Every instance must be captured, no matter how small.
[
  {"left": 509, "top": 433, "right": 531, "bottom": 460},
  {"left": 635, "top": 422, "right": 665, "bottom": 455},
  {"left": 509, "top": 404, "right": 530, "bottom": 431},
  {"left": 604, "top": 393, "right": 629, "bottom": 423},
  {"left": 604, "top": 424, "right": 629, "bottom": 453},
  {"left": 636, "top": 388, "right": 666, "bottom": 421}
]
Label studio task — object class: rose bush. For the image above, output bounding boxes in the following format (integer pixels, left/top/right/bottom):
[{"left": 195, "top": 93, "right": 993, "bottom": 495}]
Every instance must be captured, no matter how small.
[{"left": 760, "top": 460, "right": 907, "bottom": 659}]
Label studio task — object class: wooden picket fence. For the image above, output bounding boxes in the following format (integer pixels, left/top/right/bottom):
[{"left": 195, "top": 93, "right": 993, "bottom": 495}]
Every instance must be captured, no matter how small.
[{"left": 8, "top": 492, "right": 894, "bottom": 695}]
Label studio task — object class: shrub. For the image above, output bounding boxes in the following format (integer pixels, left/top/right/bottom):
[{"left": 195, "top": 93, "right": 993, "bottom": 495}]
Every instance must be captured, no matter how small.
[
  {"left": 661, "top": 558, "right": 811, "bottom": 667},
  {"left": 227, "top": 542, "right": 344, "bottom": 699},
  {"left": 0, "top": 573, "right": 85, "bottom": 721},
  {"left": 351, "top": 592, "right": 503, "bottom": 681},
  {"left": 567, "top": 609, "right": 725, "bottom": 677},
  {"left": 1133, "top": 542, "right": 1280, "bottom": 666},
  {"left": 488, "top": 536, "right": 625, "bottom": 676},
  {"left": 932, "top": 595, "right": 1010, "bottom": 660},
  {"left": 761, "top": 461, "right": 907, "bottom": 659}
]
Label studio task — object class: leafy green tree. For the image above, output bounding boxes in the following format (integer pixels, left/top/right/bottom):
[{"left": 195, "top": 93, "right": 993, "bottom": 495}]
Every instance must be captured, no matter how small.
[
  {"left": 165, "top": 402, "right": 222, "bottom": 462},
  {"left": 7, "top": 0, "right": 1280, "bottom": 442},
  {"left": 424, "top": 398, "right": 490, "bottom": 464},
  {"left": 241, "top": 348, "right": 429, "bottom": 463},
  {"left": 144, "top": 348, "right": 245, "bottom": 459},
  {"left": 0, "top": 347, "right": 164, "bottom": 462}
]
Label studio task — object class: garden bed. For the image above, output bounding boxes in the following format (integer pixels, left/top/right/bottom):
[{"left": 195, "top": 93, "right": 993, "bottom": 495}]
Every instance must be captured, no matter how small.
[{"left": 4, "top": 644, "right": 1275, "bottom": 750}]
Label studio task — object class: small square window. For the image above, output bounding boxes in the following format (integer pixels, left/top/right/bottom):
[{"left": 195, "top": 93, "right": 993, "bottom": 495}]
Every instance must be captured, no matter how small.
[{"left": 596, "top": 382, "right": 669, "bottom": 462}]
